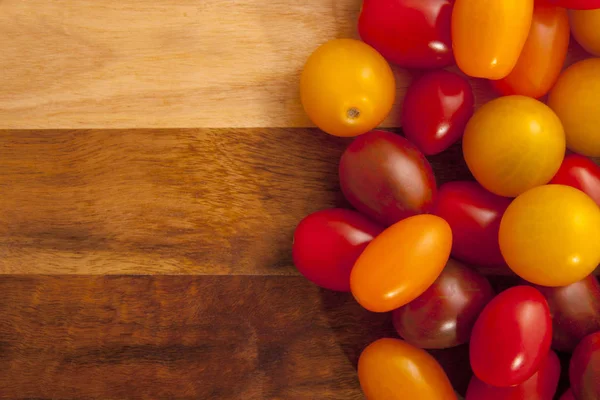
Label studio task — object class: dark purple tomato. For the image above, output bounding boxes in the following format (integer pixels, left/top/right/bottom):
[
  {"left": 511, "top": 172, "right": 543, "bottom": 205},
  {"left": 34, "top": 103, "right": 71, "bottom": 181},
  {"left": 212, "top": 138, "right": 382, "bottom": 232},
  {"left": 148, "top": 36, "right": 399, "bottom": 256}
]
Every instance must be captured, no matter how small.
[
  {"left": 466, "top": 350, "right": 560, "bottom": 400},
  {"left": 402, "top": 70, "right": 475, "bottom": 155},
  {"left": 533, "top": 275, "right": 600, "bottom": 352},
  {"left": 433, "top": 181, "right": 512, "bottom": 269},
  {"left": 570, "top": 331, "right": 600, "bottom": 400},
  {"left": 292, "top": 208, "right": 383, "bottom": 292},
  {"left": 550, "top": 153, "right": 600, "bottom": 207},
  {"left": 339, "top": 130, "right": 437, "bottom": 226},
  {"left": 543, "top": 0, "right": 600, "bottom": 9},
  {"left": 392, "top": 259, "right": 494, "bottom": 349},
  {"left": 559, "top": 388, "right": 575, "bottom": 400},
  {"left": 470, "top": 286, "right": 552, "bottom": 387}
]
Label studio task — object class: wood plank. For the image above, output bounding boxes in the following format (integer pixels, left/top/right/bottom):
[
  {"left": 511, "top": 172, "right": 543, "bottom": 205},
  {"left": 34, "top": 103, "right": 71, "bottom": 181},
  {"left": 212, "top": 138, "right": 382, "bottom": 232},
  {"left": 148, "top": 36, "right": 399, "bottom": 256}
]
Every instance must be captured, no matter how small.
[
  {"left": 0, "top": 128, "right": 472, "bottom": 275},
  {"left": 0, "top": 0, "right": 589, "bottom": 129},
  {"left": 0, "top": 275, "right": 476, "bottom": 399}
]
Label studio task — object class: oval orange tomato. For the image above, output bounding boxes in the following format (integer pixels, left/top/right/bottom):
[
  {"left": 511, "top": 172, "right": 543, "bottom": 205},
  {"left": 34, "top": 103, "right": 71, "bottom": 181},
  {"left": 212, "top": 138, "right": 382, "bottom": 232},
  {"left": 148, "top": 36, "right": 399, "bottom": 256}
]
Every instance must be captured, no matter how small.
[
  {"left": 358, "top": 338, "right": 457, "bottom": 400},
  {"left": 350, "top": 214, "right": 452, "bottom": 313},
  {"left": 493, "top": 4, "right": 569, "bottom": 98},
  {"left": 452, "top": 0, "right": 534, "bottom": 79},
  {"left": 570, "top": 8, "right": 600, "bottom": 56},
  {"left": 300, "top": 38, "right": 395, "bottom": 137}
]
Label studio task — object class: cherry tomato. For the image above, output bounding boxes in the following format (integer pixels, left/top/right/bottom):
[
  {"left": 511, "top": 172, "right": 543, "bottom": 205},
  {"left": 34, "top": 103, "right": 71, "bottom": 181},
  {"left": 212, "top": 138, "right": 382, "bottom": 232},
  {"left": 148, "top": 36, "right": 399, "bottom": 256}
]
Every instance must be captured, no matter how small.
[
  {"left": 550, "top": 154, "right": 600, "bottom": 207},
  {"left": 358, "top": 338, "right": 457, "bottom": 400},
  {"left": 570, "top": 331, "right": 600, "bottom": 400},
  {"left": 570, "top": 9, "right": 600, "bottom": 56},
  {"left": 492, "top": 5, "right": 569, "bottom": 98},
  {"left": 470, "top": 286, "right": 552, "bottom": 387},
  {"left": 499, "top": 185, "right": 600, "bottom": 287},
  {"left": 466, "top": 350, "right": 560, "bottom": 400},
  {"left": 339, "top": 130, "right": 437, "bottom": 226},
  {"left": 392, "top": 259, "right": 494, "bottom": 349},
  {"left": 559, "top": 389, "right": 575, "bottom": 400},
  {"left": 402, "top": 71, "right": 474, "bottom": 155},
  {"left": 351, "top": 214, "right": 452, "bottom": 313},
  {"left": 300, "top": 39, "right": 395, "bottom": 137},
  {"left": 545, "top": 0, "right": 600, "bottom": 10},
  {"left": 462, "top": 96, "right": 565, "bottom": 197},
  {"left": 548, "top": 58, "right": 600, "bottom": 157},
  {"left": 533, "top": 275, "right": 600, "bottom": 352},
  {"left": 292, "top": 209, "right": 383, "bottom": 292},
  {"left": 433, "top": 181, "right": 511, "bottom": 268},
  {"left": 358, "top": 0, "right": 453, "bottom": 68},
  {"left": 452, "top": 0, "right": 534, "bottom": 79}
]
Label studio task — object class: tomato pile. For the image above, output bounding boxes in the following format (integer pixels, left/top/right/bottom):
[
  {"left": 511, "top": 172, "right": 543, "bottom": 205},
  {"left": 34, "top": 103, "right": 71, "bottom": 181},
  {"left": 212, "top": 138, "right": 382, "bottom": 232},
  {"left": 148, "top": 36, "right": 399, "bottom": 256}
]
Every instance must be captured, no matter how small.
[{"left": 294, "top": 0, "right": 600, "bottom": 399}]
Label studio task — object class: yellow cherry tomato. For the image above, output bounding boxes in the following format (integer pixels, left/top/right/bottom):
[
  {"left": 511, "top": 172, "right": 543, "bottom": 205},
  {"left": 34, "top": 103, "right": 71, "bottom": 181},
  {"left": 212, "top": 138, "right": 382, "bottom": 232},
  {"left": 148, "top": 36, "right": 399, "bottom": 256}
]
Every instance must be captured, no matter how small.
[
  {"left": 570, "top": 9, "right": 600, "bottom": 56},
  {"left": 300, "top": 39, "right": 395, "bottom": 137},
  {"left": 548, "top": 58, "right": 600, "bottom": 157},
  {"left": 358, "top": 338, "right": 457, "bottom": 400},
  {"left": 499, "top": 185, "right": 600, "bottom": 287},
  {"left": 452, "top": 0, "right": 534, "bottom": 79},
  {"left": 462, "top": 96, "right": 565, "bottom": 197}
]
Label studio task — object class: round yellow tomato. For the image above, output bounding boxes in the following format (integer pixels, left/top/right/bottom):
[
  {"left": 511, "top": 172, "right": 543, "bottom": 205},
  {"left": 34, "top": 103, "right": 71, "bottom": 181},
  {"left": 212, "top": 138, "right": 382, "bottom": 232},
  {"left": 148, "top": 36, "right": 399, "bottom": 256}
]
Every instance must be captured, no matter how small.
[
  {"left": 499, "top": 185, "right": 600, "bottom": 287},
  {"left": 300, "top": 39, "right": 395, "bottom": 137},
  {"left": 570, "top": 9, "right": 600, "bottom": 56},
  {"left": 358, "top": 338, "right": 457, "bottom": 400},
  {"left": 462, "top": 95, "right": 565, "bottom": 197},
  {"left": 548, "top": 58, "right": 600, "bottom": 157}
]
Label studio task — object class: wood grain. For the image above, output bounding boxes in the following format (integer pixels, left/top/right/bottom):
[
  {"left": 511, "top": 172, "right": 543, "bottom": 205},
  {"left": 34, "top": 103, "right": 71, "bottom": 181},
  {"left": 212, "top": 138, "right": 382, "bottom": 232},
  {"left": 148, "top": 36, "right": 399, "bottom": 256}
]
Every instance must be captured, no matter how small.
[{"left": 0, "top": 0, "right": 589, "bottom": 129}]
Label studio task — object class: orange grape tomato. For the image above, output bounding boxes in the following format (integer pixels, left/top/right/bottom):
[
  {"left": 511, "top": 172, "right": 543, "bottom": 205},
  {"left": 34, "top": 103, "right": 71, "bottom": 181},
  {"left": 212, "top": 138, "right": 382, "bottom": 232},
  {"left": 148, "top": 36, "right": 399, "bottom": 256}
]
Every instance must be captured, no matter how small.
[
  {"left": 570, "top": 8, "right": 600, "bottom": 56},
  {"left": 499, "top": 185, "right": 600, "bottom": 287},
  {"left": 548, "top": 58, "right": 600, "bottom": 157},
  {"left": 350, "top": 214, "right": 452, "bottom": 313},
  {"left": 358, "top": 338, "right": 457, "bottom": 400},
  {"left": 300, "top": 38, "right": 395, "bottom": 138},
  {"left": 493, "top": 4, "right": 569, "bottom": 98},
  {"left": 452, "top": 0, "right": 534, "bottom": 79}
]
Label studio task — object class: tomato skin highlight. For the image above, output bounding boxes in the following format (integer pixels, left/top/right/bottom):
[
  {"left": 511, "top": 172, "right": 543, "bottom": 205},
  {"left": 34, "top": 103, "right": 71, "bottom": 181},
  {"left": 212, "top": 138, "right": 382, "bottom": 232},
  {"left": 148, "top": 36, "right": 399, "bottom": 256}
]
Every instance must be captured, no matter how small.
[
  {"left": 402, "top": 70, "right": 474, "bottom": 156},
  {"left": 469, "top": 286, "right": 552, "bottom": 388},
  {"left": 350, "top": 214, "right": 452, "bottom": 313},
  {"left": 570, "top": 8, "right": 600, "bottom": 56},
  {"left": 550, "top": 153, "right": 600, "bottom": 207},
  {"left": 292, "top": 208, "right": 383, "bottom": 292},
  {"left": 358, "top": 0, "right": 454, "bottom": 68},
  {"left": 358, "top": 338, "right": 457, "bottom": 400},
  {"left": 570, "top": 331, "right": 600, "bottom": 400},
  {"left": 452, "top": 0, "right": 534, "bottom": 79},
  {"left": 492, "top": 4, "right": 569, "bottom": 98}
]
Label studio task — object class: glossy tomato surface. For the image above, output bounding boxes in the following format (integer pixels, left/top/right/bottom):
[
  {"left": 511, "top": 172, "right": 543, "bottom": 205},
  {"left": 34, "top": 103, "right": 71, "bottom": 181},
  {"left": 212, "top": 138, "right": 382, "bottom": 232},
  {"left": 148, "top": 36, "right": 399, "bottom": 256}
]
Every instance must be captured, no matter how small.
[
  {"left": 570, "top": 8, "right": 600, "bottom": 56},
  {"left": 492, "top": 4, "right": 569, "bottom": 98},
  {"left": 452, "top": 0, "right": 534, "bottom": 79},
  {"left": 548, "top": 58, "right": 600, "bottom": 157},
  {"left": 300, "top": 39, "right": 395, "bottom": 137},
  {"left": 499, "top": 185, "right": 600, "bottom": 287},
  {"left": 545, "top": 0, "right": 600, "bottom": 9},
  {"left": 434, "top": 181, "right": 511, "bottom": 268},
  {"left": 358, "top": 338, "right": 457, "bottom": 400},
  {"left": 339, "top": 130, "right": 437, "bottom": 226},
  {"left": 559, "top": 389, "right": 575, "bottom": 400},
  {"left": 358, "top": 0, "right": 453, "bottom": 68},
  {"left": 351, "top": 214, "right": 452, "bottom": 313},
  {"left": 470, "top": 286, "right": 552, "bottom": 387},
  {"left": 462, "top": 96, "right": 565, "bottom": 197},
  {"left": 550, "top": 154, "right": 600, "bottom": 207},
  {"left": 570, "top": 331, "right": 600, "bottom": 400},
  {"left": 402, "top": 70, "right": 474, "bottom": 155},
  {"left": 466, "top": 350, "right": 560, "bottom": 400},
  {"left": 392, "top": 259, "right": 494, "bottom": 349},
  {"left": 534, "top": 275, "right": 600, "bottom": 352},
  {"left": 292, "top": 208, "right": 383, "bottom": 292}
]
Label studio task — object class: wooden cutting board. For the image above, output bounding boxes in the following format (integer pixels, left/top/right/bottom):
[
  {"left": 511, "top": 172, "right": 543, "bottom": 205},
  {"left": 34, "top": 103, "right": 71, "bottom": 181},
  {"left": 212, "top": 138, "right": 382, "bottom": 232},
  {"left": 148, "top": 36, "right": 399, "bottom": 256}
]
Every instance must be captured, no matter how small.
[{"left": 0, "top": 0, "right": 593, "bottom": 398}]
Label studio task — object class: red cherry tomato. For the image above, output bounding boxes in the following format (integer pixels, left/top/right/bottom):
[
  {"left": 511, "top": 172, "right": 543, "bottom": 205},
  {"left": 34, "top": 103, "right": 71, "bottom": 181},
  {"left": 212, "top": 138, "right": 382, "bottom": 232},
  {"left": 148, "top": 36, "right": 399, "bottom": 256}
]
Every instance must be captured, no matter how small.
[
  {"left": 544, "top": 0, "right": 600, "bottom": 9},
  {"left": 559, "top": 389, "right": 575, "bottom": 400},
  {"left": 358, "top": 0, "right": 454, "bottom": 68},
  {"left": 392, "top": 259, "right": 494, "bottom": 349},
  {"left": 292, "top": 209, "right": 383, "bottom": 291},
  {"left": 402, "top": 71, "right": 474, "bottom": 155},
  {"left": 466, "top": 350, "right": 561, "bottom": 400},
  {"left": 492, "top": 4, "right": 569, "bottom": 99},
  {"left": 550, "top": 154, "right": 600, "bottom": 207},
  {"left": 470, "top": 286, "right": 552, "bottom": 387},
  {"left": 533, "top": 275, "right": 600, "bottom": 352},
  {"left": 339, "top": 130, "right": 437, "bottom": 226},
  {"left": 433, "top": 181, "right": 512, "bottom": 269},
  {"left": 570, "top": 331, "right": 600, "bottom": 400}
]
